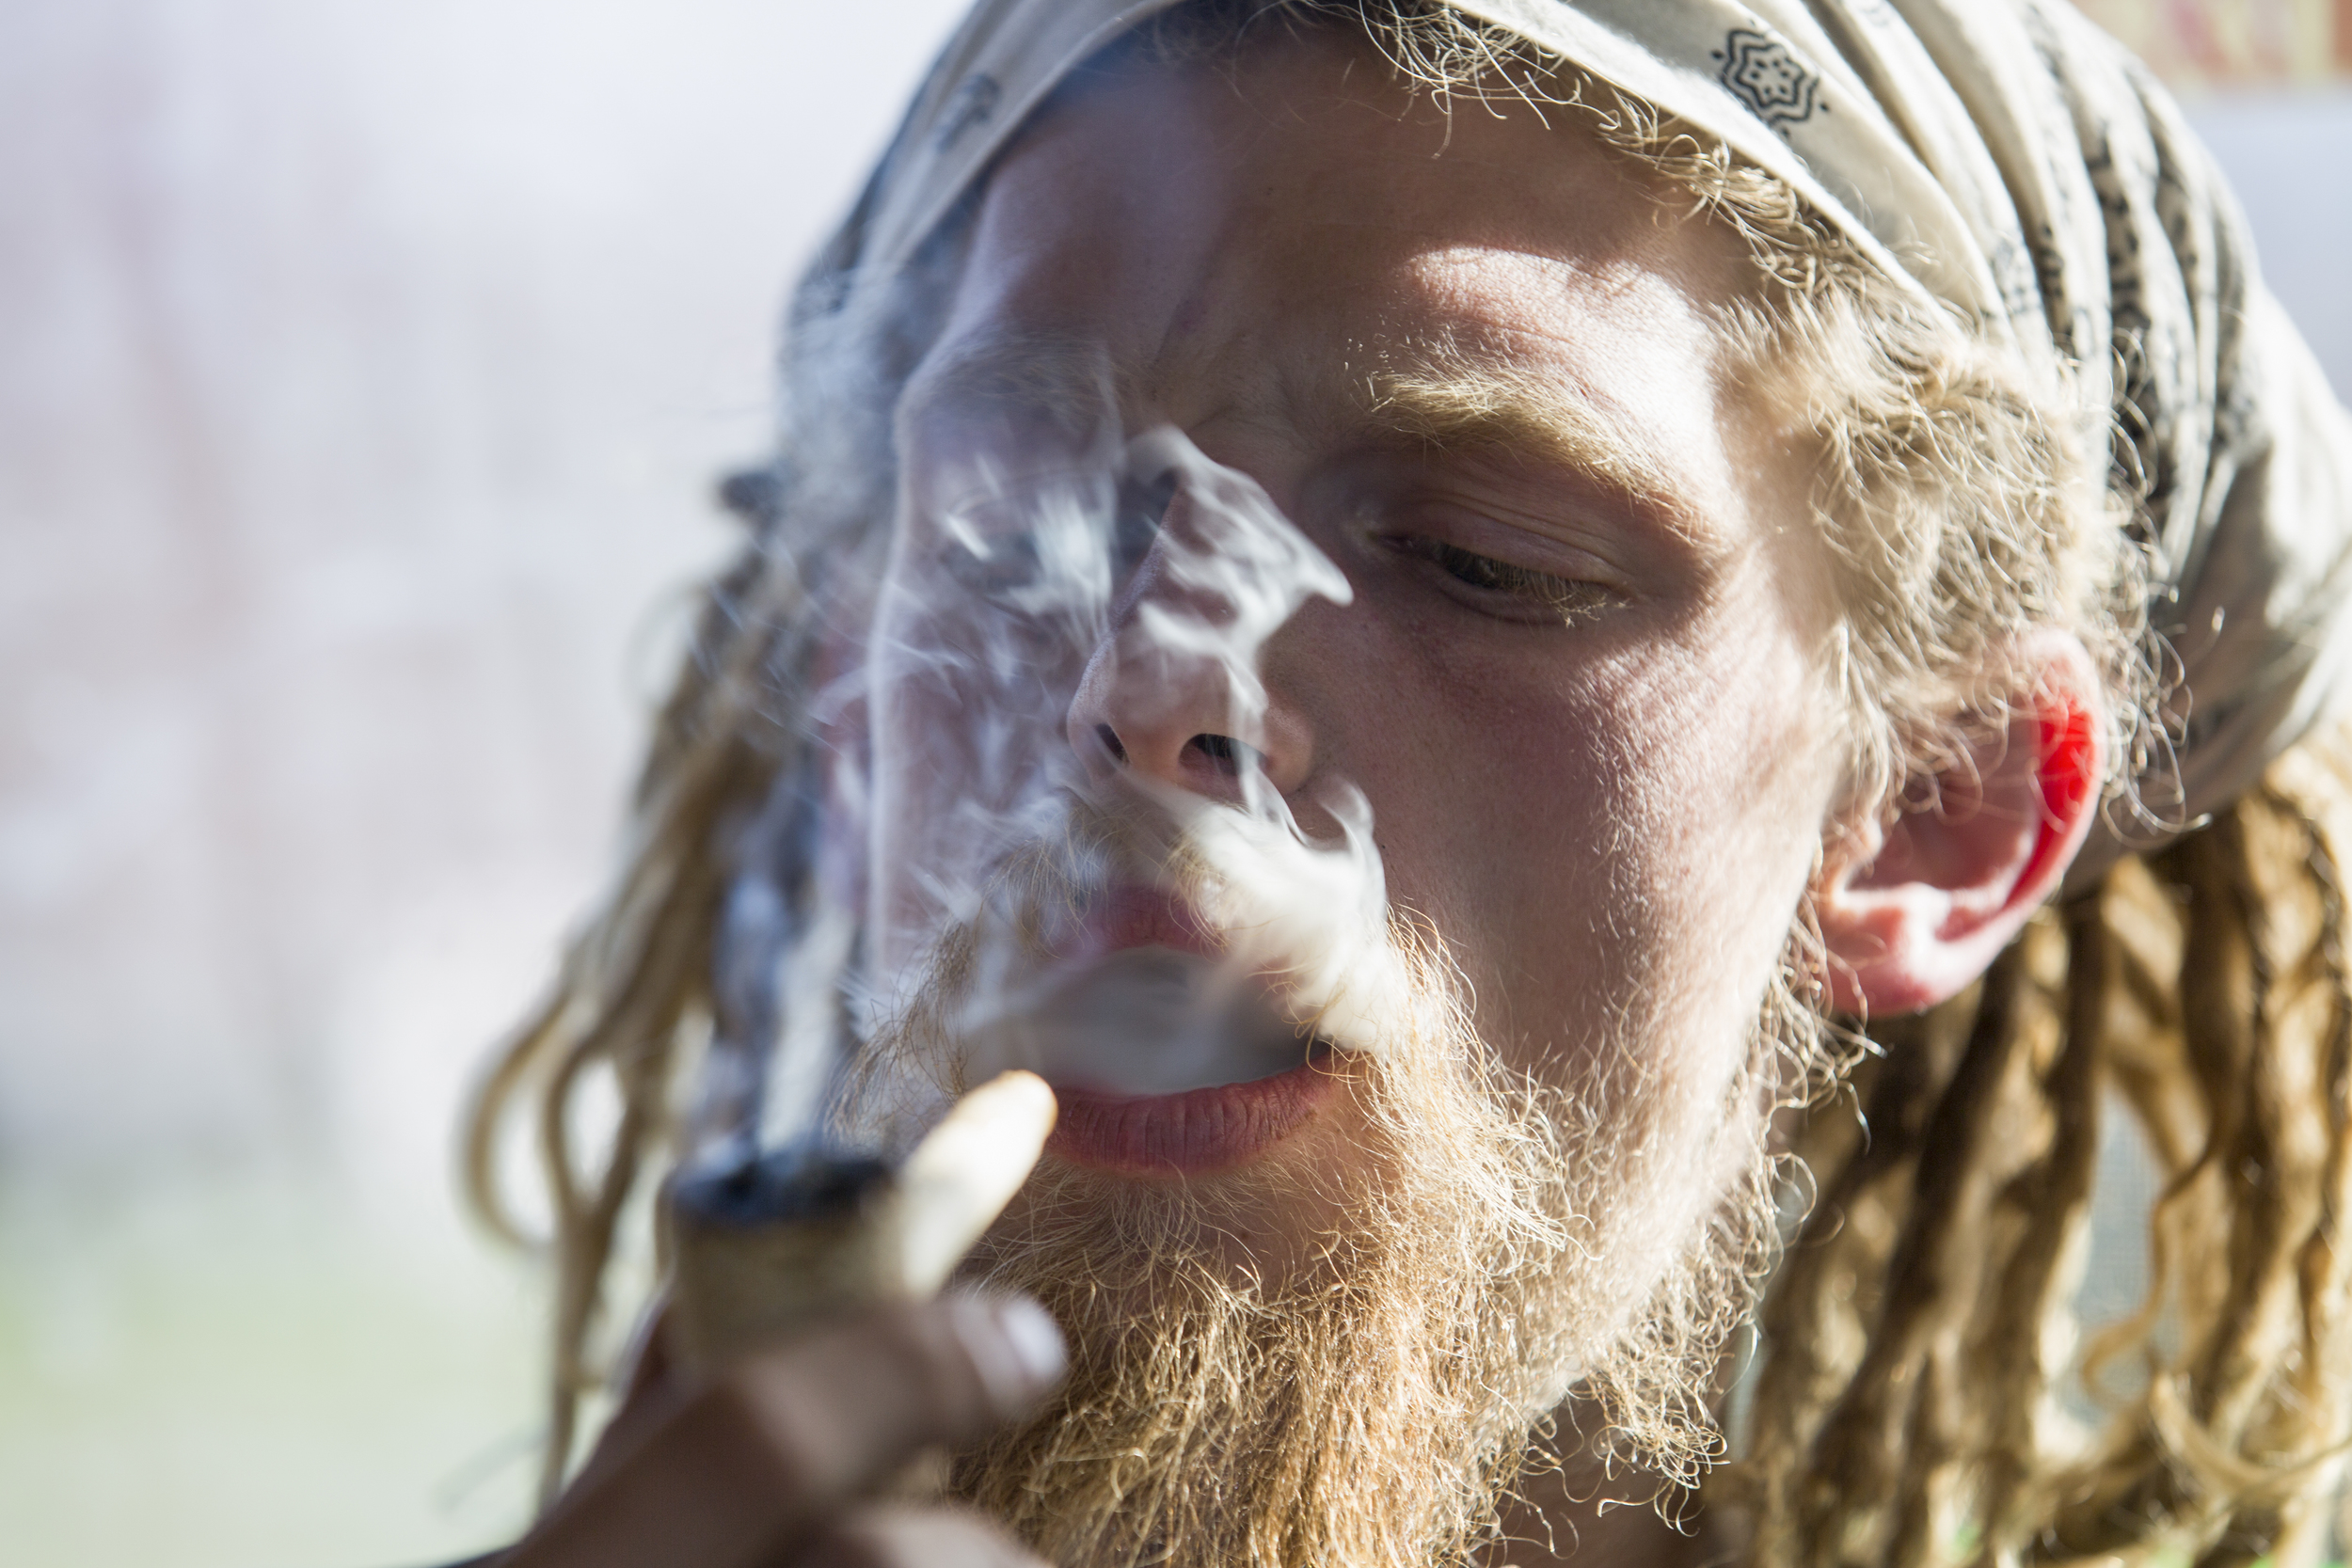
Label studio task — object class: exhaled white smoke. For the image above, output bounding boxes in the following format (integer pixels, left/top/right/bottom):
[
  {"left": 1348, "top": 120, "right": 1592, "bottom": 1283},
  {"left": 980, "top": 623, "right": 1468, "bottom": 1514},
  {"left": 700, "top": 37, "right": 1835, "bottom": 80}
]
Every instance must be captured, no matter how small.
[{"left": 852, "top": 399, "right": 1427, "bottom": 1110}]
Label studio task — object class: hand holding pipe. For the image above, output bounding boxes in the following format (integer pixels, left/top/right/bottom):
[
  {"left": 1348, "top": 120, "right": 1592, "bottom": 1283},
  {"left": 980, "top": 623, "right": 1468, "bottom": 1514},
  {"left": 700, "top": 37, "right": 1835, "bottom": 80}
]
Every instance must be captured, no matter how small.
[{"left": 663, "top": 1070, "right": 1059, "bottom": 1373}]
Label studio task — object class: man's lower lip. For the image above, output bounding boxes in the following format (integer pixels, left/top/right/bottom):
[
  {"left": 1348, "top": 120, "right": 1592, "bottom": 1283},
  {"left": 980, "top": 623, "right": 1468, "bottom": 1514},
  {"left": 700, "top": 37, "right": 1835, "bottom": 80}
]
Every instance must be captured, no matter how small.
[{"left": 1044, "top": 1054, "right": 1337, "bottom": 1176}]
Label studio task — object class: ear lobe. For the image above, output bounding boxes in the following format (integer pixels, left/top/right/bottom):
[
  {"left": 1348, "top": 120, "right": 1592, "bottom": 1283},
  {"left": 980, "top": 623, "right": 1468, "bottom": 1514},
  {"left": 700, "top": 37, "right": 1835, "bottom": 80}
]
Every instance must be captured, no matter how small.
[{"left": 1816, "top": 634, "right": 2106, "bottom": 1017}]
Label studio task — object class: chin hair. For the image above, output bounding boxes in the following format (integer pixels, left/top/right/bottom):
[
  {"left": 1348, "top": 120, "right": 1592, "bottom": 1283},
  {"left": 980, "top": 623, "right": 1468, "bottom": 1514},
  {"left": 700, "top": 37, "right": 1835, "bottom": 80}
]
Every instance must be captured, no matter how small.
[{"left": 935, "top": 940, "right": 1794, "bottom": 1568}]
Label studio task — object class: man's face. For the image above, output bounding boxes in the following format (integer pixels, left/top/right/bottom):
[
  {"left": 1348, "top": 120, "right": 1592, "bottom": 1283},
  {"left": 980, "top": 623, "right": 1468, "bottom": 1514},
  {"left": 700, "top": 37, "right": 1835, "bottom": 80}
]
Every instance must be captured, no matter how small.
[
  {"left": 841, "top": 28, "right": 1855, "bottom": 1561},
  {"left": 862, "top": 27, "right": 1842, "bottom": 1239}
]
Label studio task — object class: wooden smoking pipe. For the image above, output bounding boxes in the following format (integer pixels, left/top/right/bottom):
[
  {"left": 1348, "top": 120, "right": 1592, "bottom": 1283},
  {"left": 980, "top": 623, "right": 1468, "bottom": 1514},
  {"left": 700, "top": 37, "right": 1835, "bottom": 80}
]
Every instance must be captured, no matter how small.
[{"left": 661, "top": 1069, "right": 1058, "bottom": 1372}]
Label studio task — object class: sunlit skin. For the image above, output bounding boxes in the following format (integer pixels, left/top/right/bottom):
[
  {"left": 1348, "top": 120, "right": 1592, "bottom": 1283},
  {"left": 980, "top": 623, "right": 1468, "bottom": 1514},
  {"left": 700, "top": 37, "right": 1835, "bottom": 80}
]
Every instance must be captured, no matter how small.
[
  {"left": 503, "top": 28, "right": 2107, "bottom": 1568},
  {"left": 865, "top": 34, "right": 1846, "bottom": 1285}
]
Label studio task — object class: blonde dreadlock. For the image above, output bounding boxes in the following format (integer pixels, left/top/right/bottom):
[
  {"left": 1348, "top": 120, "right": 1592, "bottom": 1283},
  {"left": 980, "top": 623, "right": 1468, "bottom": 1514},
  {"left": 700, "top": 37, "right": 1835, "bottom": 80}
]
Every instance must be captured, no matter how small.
[
  {"left": 461, "top": 546, "right": 810, "bottom": 1498},
  {"left": 1734, "top": 722, "right": 2352, "bottom": 1568}
]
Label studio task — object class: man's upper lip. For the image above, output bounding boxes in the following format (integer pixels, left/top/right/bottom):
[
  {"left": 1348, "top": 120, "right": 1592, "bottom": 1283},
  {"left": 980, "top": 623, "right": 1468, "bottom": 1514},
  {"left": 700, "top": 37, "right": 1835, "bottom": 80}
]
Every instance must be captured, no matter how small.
[{"left": 1061, "top": 883, "right": 1223, "bottom": 962}]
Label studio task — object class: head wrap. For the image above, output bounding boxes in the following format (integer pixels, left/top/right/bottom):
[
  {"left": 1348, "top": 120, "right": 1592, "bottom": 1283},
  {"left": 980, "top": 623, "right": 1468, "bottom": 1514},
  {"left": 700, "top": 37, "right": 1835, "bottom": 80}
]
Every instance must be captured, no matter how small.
[{"left": 795, "top": 0, "right": 2352, "bottom": 875}]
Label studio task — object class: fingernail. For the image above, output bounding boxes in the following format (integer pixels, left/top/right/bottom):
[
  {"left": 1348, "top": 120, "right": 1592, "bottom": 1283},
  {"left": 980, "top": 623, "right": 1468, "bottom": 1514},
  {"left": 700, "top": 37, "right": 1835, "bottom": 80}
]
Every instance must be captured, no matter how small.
[{"left": 990, "top": 1296, "right": 1067, "bottom": 1390}]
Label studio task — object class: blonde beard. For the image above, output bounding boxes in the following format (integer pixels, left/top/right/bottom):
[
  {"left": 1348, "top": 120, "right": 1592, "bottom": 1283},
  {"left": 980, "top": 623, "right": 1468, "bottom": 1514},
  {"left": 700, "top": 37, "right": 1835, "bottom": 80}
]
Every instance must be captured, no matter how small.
[
  {"left": 844, "top": 793, "right": 1785, "bottom": 1566},
  {"left": 855, "top": 938, "right": 1781, "bottom": 1568}
]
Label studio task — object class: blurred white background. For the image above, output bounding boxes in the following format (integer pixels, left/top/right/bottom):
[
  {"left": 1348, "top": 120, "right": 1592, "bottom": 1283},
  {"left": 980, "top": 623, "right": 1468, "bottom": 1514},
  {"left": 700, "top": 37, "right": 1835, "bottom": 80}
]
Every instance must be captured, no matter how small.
[
  {"left": 0, "top": 2, "right": 967, "bottom": 1562},
  {"left": 0, "top": 2, "right": 2345, "bottom": 1563}
]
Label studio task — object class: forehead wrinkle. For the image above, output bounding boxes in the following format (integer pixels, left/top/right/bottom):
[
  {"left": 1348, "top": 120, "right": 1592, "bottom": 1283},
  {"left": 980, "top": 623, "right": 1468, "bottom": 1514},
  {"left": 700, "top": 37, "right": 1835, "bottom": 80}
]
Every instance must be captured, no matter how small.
[{"left": 1104, "top": 312, "right": 1311, "bottom": 459}]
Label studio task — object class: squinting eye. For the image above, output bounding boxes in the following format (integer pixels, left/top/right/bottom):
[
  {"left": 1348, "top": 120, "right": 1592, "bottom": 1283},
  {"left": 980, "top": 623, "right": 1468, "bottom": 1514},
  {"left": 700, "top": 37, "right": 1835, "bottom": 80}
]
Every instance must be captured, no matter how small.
[
  {"left": 1397, "top": 536, "right": 1615, "bottom": 625},
  {"left": 942, "top": 531, "right": 1043, "bottom": 596},
  {"left": 935, "top": 493, "right": 1045, "bottom": 597},
  {"left": 932, "top": 468, "right": 1175, "bottom": 608}
]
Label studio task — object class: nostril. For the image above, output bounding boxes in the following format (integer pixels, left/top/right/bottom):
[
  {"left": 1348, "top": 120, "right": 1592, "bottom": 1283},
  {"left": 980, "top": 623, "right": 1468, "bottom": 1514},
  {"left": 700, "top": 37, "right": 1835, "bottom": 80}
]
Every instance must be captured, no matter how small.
[
  {"left": 1184, "top": 734, "right": 1251, "bottom": 778},
  {"left": 1094, "top": 723, "right": 1129, "bottom": 765}
]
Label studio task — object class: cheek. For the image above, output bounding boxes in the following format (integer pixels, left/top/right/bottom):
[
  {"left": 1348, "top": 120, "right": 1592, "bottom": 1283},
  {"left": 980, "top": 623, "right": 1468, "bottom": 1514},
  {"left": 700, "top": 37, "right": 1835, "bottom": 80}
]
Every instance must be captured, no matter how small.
[{"left": 1339, "top": 597, "right": 1833, "bottom": 1086}]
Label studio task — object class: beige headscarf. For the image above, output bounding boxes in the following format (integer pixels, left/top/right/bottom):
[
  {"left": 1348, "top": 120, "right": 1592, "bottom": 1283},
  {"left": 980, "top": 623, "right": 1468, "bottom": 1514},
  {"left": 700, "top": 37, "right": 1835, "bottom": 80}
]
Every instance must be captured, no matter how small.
[{"left": 793, "top": 0, "right": 2352, "bottom": 865}]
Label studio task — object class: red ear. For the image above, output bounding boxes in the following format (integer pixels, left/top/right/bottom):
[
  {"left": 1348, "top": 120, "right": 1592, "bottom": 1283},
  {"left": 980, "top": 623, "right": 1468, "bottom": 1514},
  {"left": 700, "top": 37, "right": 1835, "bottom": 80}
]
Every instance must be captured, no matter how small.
[{"left": 1816, "top": 634, "right": 2106, "bottom": 1016}]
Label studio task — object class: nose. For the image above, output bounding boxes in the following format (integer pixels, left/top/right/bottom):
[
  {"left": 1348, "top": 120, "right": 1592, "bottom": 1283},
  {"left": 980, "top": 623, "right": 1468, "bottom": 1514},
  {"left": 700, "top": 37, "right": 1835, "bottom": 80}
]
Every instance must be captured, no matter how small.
[{"left": 1064, "top": 543, "right": 1315, "bottom": 808}]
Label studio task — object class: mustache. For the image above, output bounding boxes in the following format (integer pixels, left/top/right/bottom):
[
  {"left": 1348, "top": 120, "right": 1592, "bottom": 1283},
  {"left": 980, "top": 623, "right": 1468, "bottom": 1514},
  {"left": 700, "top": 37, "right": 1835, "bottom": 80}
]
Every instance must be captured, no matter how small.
[
  {"left": 971, "top": 783, "right": 1222, "bottom": 958},
  {"left": 842, "top": 774, "right": 1452, "bottom": 1129},
  {"left": 946, "top": 776, "right": 1445, "bottom": 1095},
  {"left": 931, "top": 786, "right": 1337, "bottom": 1099}
]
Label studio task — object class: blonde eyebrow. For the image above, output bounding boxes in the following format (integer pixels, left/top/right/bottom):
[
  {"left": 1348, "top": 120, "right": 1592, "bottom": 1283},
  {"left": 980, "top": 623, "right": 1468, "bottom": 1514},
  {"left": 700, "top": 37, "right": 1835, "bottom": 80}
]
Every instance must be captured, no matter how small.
[{"left": 1356, "top": 363, "right": 1682, "bottom": 518}]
